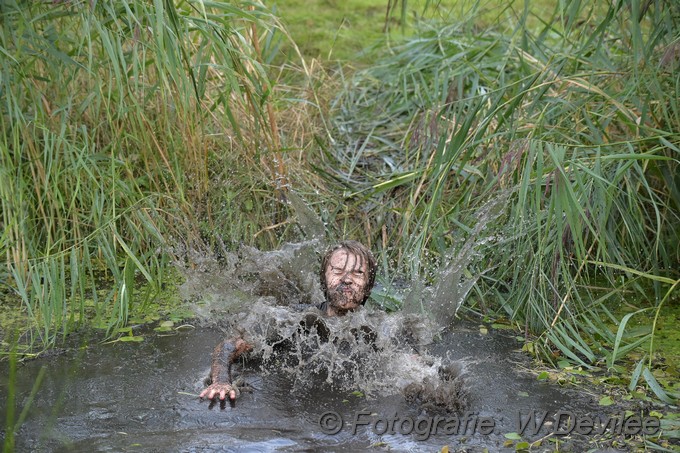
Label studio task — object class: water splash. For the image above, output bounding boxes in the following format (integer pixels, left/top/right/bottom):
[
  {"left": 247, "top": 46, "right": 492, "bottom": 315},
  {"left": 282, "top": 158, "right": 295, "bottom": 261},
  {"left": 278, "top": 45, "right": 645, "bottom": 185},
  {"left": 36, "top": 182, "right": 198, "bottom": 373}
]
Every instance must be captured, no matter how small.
[
  {"left": 179, "top": 237, "right": 468, "bottom": 411},
  {"left": 176, "top": 193, "right": 512, "bottom": 412},
  {"left": 403, "top": 195, "right": 508, "bottom": 330},
  {"left": 215, "top": 299, "right": 467, "bottom": 411}
]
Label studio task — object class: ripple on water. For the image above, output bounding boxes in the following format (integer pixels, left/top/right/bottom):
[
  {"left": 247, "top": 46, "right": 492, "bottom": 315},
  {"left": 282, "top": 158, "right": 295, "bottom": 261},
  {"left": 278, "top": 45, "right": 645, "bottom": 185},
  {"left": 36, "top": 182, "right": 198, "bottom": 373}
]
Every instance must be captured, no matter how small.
[{"left": 0, "top": 323, "right": 605, "bottom": 452}]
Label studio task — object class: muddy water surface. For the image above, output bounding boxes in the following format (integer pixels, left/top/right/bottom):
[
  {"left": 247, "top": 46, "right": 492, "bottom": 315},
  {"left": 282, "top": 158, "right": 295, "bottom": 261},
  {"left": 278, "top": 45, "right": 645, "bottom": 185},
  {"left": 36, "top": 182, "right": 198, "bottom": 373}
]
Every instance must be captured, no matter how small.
[
  {"left": 0, "top": 317, "right": 609, "bottom": 452},
  {"left": 1, "top": 209, "right": 613, "bottom": 452}
]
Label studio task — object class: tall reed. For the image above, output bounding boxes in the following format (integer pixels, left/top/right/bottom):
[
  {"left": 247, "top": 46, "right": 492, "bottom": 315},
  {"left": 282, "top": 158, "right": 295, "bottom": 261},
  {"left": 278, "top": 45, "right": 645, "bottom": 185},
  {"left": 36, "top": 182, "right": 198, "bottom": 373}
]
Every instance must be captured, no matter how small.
[
  {"left": 0, "top": 0, "right": 287, "bottom": 350},
  {"left": 322, "top": 0, "right": 679, "bottom": 368}
]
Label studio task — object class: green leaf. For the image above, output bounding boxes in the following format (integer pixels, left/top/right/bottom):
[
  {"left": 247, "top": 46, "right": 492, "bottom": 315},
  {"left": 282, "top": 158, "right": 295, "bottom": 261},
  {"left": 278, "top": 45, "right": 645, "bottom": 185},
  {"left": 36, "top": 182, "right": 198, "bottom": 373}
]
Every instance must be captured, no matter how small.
[
  {"left": 118, "top": 335, "right": 144, "bottom": 342},
  {"left": 371, "top": 171, "right": 420, "bottom": 194},
  {"left": 515, "top": 441, "right": 530, "bottom": 451},
  {"left": 598, "top": 396, "right": 614, "bottom": 406},
  {"left": 113, "top": 231, "right": 153, "bottom": 284},
  {"left": 609, "top": 308, "right": 652, "bottom": 369},
  {"left": 154, "top": 326, "right": 173, "bottom": 332},
  {"left": 586, "top": 261, "right": 677, "bottom": 285},
  {"left": 629, "top": 357, "right": 645, "bottom": 391},
  {"left": 642, "top": 368, "right": 675, "bottom": 404},
  {"left": 504, "top": 432, "right": 522, "bottom": 440}
]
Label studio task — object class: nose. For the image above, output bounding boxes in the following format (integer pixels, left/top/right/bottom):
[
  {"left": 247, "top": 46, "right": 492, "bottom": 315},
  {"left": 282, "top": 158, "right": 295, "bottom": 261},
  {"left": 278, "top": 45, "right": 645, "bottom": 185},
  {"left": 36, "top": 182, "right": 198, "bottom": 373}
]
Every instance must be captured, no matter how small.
[{"left": 341, "top": 272, "right": 353, "bottom": 283}]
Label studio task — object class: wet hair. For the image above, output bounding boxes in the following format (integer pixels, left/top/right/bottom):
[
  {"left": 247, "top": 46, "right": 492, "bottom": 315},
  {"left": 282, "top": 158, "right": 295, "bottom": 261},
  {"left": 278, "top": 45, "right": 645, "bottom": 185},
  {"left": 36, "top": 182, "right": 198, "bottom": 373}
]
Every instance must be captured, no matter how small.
[{"left": 320, "top": 240, "right": 377, "bottom": 305}]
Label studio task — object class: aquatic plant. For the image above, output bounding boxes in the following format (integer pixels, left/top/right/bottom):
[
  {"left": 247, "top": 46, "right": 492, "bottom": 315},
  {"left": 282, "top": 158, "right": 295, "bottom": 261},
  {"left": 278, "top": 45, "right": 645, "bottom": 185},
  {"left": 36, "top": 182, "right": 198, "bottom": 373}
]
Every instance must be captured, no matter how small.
[
  {"left": 321, "top": 0, "right": 679, "bottom": 374},
  {"left": 0, "top": 0, "right": 289, "bottom": 349},
  {"left": 1, "top": 342, "right": 46, "bottom": 452}
]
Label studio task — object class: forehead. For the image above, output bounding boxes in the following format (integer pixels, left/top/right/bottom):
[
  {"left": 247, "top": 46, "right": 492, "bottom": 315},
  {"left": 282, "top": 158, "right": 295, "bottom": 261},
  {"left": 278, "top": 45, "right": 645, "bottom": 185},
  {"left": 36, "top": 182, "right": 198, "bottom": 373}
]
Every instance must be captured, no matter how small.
[{"left": 327, "top": 249, "right": 366, "bottom": 270}]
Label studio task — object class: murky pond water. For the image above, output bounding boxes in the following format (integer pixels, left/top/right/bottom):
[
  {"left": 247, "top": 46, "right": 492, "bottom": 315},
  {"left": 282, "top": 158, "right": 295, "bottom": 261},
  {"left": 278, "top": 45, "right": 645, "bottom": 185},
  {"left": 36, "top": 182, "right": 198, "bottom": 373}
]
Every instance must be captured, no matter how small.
[{"left": 1, "top": 318, "right": 610, "bottom": 452}]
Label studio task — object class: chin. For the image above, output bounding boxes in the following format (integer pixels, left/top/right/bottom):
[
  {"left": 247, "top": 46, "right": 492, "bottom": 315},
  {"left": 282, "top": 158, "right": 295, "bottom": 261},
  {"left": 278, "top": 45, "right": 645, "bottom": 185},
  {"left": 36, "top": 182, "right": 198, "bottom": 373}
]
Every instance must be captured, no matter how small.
[{"left": 330, "top": 297, "right": 360, "bottom": 311}]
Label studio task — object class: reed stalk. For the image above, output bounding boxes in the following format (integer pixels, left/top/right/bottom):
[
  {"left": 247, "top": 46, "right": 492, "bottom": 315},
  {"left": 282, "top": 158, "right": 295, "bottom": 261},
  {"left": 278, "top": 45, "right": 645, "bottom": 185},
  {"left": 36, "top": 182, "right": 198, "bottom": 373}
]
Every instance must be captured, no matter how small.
[
  {"left": 0, "top": 0, "right": 288, "bottom": 350},
  {"left": 321, "top": 0, "right": 679, "bottom": 369}
]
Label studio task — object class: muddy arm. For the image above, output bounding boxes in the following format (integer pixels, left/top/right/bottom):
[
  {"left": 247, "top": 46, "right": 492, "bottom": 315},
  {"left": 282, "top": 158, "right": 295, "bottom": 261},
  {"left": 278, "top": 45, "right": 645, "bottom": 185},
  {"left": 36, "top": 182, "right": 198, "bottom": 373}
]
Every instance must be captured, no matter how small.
[{"left": 200, "top": 337, "right": 252, "bottom": 401}]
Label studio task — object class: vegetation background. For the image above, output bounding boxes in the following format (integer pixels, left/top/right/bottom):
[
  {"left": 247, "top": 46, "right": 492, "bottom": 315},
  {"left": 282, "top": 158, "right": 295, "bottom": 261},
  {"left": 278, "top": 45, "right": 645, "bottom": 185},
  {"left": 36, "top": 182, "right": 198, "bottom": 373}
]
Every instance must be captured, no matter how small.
[{"left": 1, "top": 0, "right": 678, "bottom": 447}]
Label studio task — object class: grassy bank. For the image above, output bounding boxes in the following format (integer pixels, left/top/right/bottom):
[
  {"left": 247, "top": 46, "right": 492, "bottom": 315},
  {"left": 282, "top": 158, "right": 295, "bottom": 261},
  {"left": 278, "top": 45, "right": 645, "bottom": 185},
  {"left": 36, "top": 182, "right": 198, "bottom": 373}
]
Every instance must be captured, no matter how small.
[{"left": 271, "top": 0, "right": 565, "bottom": 63}]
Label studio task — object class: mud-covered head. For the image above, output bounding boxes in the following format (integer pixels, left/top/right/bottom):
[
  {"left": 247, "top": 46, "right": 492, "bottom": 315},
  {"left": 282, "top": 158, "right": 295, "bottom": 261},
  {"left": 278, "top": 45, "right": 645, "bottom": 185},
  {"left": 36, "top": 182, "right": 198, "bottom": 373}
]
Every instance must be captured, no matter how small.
[{"left": 320, "top": 241, "right": 376, "bottom": 315}]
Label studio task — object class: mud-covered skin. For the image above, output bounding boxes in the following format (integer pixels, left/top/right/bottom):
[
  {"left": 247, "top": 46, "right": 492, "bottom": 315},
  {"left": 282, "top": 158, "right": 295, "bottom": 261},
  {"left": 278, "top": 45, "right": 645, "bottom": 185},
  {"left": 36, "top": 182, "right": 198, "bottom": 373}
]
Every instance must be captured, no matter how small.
[
  {"left": 323, "top": 249, "right": 368, "bottom": 317},
  {"left": 200, "top": 338, "right": 252, "bottom": 401}
]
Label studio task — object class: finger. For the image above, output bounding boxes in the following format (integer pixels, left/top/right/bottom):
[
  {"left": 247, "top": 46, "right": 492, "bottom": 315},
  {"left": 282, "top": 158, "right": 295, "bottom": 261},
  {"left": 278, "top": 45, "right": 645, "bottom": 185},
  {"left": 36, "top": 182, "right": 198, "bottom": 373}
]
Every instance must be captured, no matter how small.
[
  {"left": 219, "top": 389, "right": 226, "bottom": 400},
  {"left": 229, "top": 389, "right": 236, "bottom": 400},
  {"left": 208, "top": 389, "right": 217, "bottom": 400},
  {"left": 199, "top": 389, "right": 207, "bottom": 399}
]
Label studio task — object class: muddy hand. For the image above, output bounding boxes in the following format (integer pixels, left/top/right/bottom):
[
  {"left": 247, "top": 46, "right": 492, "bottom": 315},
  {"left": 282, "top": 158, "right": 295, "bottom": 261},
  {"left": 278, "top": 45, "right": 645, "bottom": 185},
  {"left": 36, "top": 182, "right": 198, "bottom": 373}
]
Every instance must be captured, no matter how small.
[{"left": 200, "top": 382, "right": 239, "bottom": 401}]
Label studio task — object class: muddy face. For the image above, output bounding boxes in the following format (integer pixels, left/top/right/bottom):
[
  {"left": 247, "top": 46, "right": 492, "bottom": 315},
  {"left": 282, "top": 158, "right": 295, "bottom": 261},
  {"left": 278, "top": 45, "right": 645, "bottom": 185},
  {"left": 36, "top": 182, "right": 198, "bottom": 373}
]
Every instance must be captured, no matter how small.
[{"left": 324, "top": 249, "right": 368, "bottom": 316}]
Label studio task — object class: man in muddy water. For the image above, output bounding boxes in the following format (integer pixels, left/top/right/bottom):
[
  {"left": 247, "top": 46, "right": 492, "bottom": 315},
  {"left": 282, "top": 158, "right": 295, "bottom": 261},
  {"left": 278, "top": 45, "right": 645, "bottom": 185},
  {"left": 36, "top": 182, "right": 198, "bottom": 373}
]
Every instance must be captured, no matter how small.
[{"left": 199, "top": 240, "right": 377, "bottom": 402}]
